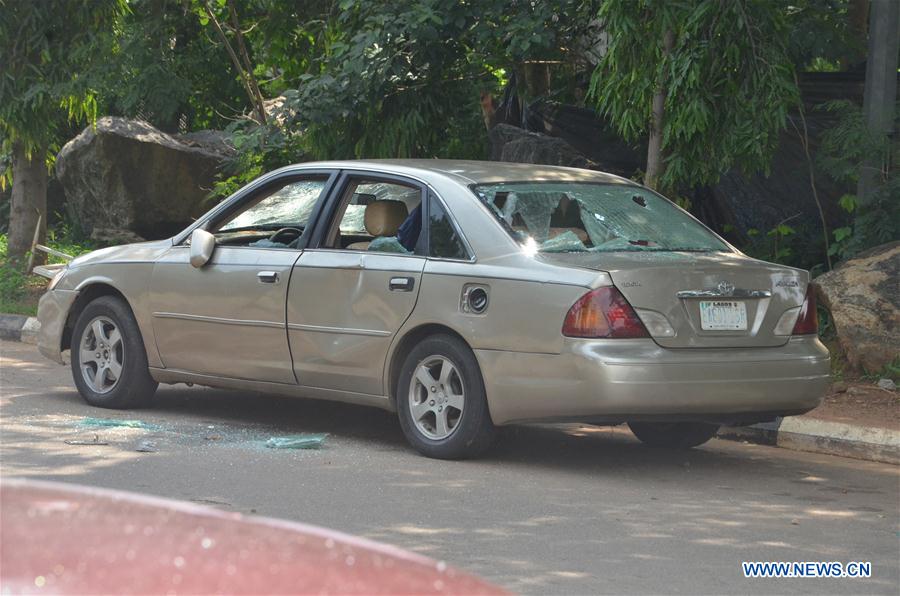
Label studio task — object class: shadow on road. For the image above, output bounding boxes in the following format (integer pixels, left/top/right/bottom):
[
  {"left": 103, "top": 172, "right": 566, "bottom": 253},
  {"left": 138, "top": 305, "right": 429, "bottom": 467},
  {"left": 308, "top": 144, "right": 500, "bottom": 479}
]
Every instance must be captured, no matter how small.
[{"left": 3, "top": 352, "right": 899, "bottom": 595}]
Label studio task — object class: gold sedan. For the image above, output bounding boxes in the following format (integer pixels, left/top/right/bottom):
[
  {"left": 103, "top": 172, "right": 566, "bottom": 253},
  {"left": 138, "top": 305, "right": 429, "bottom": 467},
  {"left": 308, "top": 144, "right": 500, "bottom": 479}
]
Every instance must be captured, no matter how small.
[{"left": 37, "top": 160, "right": 830, "bottom": 459}]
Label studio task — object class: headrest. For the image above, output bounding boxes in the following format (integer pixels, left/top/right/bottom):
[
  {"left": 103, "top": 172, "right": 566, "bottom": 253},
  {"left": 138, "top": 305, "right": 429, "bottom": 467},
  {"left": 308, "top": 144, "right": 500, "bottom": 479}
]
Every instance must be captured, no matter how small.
[{"left": 365, "top": 200, "right": 408, "bottom": 236}]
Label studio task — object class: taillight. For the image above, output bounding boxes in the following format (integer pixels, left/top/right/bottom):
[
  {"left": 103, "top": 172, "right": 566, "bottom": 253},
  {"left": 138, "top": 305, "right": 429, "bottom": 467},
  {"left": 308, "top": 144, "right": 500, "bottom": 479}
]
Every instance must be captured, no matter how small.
[
  {"left": 562, "top": 287, "right": 649, "bottom": 338},
  {"left": 791, "top": 284, "right": 818, "bottom": 335}
]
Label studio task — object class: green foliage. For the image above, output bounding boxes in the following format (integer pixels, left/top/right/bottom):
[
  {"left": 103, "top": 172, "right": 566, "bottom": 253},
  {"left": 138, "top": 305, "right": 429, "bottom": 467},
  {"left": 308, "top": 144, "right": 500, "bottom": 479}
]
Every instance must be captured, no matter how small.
[
  {"left": 742, "top": 221, "right": 822, "bottom": 267},
  {"left": 95, "top": 0, "right": 249, "bottom": 132},
  {"left": 817, "top": 100, "right": 900, "bottom": 256},
  {"left": 589, "top": 0, "right": 799, "bottom": 191},
  {"left": 0, "top": 230, "right": 95, "bottom": 316},
  {"left": 766, "top": 223, "right": 797, "bottom": 264},
  {"left": 213, "top": 0, "right": 600, "bottom": 195},
  {"left": 860, "top": 356, "right": 900, "bottom": 382},
  {"left": 0, "top": 0, "right": 127, "bottom": 159},
  {"left": 43, "top": 225, "right": 96, "bottom": 264},
  {"left": 0, "top": 233, "right": 34, "bottom": 315},
  {"left": 783, "top": 0, "right": 864, "bottom": 70},
  {"left": 275, "top": 0, "right": 496, "bottom": 160}
]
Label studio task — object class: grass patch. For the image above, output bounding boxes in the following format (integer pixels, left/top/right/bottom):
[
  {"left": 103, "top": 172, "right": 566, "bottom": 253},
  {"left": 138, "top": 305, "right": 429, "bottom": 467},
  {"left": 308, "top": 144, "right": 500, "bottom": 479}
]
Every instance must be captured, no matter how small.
[{"left": 0, "top": 231, "right": 96, "bottom": 316}]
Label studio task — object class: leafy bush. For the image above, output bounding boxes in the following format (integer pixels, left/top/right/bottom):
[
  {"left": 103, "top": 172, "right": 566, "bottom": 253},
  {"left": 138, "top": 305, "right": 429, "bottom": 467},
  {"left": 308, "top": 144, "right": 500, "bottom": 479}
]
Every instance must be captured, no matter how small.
[
  {"left": 817, "top": 100, "right": 900, "bottom": 258},
  {"left": 0, "top": 234, "right": 36, "bottom": 315},
  {"left": 0, "top": 230, "right": 95, "bottom": 316}
]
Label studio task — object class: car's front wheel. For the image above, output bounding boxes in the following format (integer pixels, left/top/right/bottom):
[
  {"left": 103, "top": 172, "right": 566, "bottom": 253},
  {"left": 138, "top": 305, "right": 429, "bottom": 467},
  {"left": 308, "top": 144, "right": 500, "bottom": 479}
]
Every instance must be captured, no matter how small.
[
  {"left": 628, "top": 421, "right": 720, "bottom": 449},
  {"left": 397, "top": 334, "right": 495, "bottom": 459},
  {"left": 71, "top": 296, "right": 158, "bottom": 409}
]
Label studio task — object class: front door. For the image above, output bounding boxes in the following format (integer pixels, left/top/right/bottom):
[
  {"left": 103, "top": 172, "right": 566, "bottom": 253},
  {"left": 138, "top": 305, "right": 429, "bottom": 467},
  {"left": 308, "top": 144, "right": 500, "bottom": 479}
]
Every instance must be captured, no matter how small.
[
  {"left": 286, "top": 174, "right": 426, "bottom": 395},
  {"left": 150, "top": 173, "right": 335, "bottom": 383}
]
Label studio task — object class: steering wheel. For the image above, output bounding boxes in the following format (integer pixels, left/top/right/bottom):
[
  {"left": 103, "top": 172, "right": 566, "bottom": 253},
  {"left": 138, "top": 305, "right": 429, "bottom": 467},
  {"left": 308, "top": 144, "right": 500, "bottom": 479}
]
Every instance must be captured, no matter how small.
[{"left": 268, "top": 227, "right": 303, "bottom": 246}]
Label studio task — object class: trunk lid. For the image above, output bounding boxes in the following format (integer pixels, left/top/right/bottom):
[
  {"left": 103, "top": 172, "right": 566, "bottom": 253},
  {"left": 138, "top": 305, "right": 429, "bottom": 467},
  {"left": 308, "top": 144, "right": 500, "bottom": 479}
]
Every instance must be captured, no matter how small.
[{"left": 539, "top": 251, "right": 808, "bottom": 348}]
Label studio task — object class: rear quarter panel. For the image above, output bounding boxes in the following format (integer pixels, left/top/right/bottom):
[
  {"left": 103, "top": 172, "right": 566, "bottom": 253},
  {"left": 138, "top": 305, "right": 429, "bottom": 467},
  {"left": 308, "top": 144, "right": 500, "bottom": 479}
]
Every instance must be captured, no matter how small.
[{"left": 385, "top": 258, "right": 602, "bottom": 397}]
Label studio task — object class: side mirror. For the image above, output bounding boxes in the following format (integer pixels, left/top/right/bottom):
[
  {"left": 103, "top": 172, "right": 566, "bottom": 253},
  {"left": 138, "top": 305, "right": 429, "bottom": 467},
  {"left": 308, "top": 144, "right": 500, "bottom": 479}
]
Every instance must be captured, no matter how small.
[{"left": 189, "top": 229, "right": 216, "bottom": 268}]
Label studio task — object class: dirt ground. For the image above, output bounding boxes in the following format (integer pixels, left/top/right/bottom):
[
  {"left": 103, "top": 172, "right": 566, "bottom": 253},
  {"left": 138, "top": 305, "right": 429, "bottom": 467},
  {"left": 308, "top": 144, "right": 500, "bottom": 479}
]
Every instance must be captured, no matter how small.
[{"left": 808, "top": 380, "right": 900, "bottom": 430}]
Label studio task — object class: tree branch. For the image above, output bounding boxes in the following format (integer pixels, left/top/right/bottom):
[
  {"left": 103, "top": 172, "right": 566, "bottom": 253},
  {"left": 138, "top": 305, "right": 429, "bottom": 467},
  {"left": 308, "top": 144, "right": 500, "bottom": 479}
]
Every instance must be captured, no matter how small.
[
  {"left": 227, "top": 0, "right": 267, "bottom": 125},
  {"left": 788, "top": 77, "right": 832, "bottom": 270},
  {"left": 203, "top": 2, "right": 267, "bottom": 124}
]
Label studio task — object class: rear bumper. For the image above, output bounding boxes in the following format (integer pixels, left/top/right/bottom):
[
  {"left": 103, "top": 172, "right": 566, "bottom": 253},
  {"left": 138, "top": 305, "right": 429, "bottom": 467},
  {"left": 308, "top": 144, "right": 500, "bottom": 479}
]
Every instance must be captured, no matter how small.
[
  {"left": 37, "top": 289, "right": 78, "bottom": 364},
  {"left": 476, "top": 336, "right": 830, "bottom": 425}
]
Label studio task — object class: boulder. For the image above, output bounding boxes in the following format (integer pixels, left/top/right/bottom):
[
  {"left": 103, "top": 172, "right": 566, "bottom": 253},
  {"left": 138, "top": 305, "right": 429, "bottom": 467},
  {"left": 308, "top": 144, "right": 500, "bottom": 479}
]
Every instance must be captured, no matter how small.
[
  {"left": 488, "top": 99, "right": 644, "bottom": 179},
  {"left": 489, "top": 124, "right": 600, "bottom": 171},
  {"left": 813, "top": 241, "right": 900, "bottom": 372},
  {"left": 90, "top": 227, "right": 147, "bottom": 246},
  {"left": 525, "top": 101, "right": 644, "bottom": 176},
  {"left": 55, "top": 117, "right": 233, "bottom": 240}
]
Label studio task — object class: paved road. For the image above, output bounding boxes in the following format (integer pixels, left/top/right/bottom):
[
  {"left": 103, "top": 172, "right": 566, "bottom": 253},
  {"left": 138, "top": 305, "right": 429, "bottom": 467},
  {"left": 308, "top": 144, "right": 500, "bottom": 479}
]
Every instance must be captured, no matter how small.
[{"left": 2, "top": 339, "right": 898, "bottom": 594}]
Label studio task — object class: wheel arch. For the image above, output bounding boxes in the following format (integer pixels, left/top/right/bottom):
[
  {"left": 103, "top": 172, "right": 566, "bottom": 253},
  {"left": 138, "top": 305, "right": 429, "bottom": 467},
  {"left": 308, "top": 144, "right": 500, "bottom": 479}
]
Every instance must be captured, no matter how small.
[
  {"left": 386, "top": 323, "right": 473, "bottom": 407},
  {"left": 62, "top": 282, "right": 134, "bottom": 352}
]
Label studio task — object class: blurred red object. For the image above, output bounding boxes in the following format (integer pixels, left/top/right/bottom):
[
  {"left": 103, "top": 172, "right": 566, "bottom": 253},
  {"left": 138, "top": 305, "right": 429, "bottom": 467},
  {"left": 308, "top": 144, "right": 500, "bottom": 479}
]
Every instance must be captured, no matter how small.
[{"left": 1, "top": 479, "right": 504, "bottom": 595}]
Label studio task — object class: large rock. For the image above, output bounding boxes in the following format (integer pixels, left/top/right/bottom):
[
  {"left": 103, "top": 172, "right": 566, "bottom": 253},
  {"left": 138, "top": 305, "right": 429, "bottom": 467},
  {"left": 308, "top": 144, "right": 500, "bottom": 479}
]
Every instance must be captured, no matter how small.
[
  {"left": 489, "top": 124, "right": 600, "bottom": 171},
  {"left": 813, "top": 242, "right": 900, "bottom": 372},
  {"left": 55, "top": 117, "right": 233, "bottom": 240},
  {"left": 488, "top": 99, "right": 644, "bottom": 178},
  {"left": 525, "top": 101, "right": 644, "bottom": 176}
]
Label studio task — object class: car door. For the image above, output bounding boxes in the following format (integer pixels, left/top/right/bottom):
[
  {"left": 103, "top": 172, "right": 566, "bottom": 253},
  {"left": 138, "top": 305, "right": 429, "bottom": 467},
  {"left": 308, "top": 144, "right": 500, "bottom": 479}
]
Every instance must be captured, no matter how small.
[
  {"left": 150, "top": 171, "right": 336, "bottom": 383},
  {"left": 286, "top": 173, "right": 426, "bottom": 396}
]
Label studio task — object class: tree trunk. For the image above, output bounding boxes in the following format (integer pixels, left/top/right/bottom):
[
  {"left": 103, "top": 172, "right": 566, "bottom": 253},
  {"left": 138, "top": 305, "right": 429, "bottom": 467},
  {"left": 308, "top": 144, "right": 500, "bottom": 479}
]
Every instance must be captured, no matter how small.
[
  {"left": 7, "top": 142, "right": 47, "bottom": 268},
  {"left": 842, "top": 0, "right": 870, "bottom": 68},
  {"left": 857, "top": 0, "right": 899, "bottom": 203},
  {"left": 644, "top": 30, "right": 675, "bottom": 191}
]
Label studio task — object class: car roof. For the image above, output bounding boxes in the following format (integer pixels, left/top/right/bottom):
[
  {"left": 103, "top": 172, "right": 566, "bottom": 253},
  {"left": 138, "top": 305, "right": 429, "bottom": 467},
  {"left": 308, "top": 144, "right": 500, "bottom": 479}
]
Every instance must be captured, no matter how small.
[{"left": 290, "top": 159, "right": 638, "bottom": 187}]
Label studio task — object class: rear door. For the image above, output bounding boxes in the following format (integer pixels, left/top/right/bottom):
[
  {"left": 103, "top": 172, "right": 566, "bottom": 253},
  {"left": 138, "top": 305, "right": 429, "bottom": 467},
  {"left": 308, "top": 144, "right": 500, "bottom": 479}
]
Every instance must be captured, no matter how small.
[{"left": 286, "top": 172, "right": 426, "bottom": 395}]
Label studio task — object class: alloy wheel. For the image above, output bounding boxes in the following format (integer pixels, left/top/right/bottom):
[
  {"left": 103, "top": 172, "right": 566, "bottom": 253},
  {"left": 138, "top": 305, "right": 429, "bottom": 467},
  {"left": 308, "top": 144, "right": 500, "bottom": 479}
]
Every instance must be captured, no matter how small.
[
  {"left": 79, "top": 316, "right": 124, "bottom": 394},
  {"left": 408, "top": 356, "right": 465, "bottom": 440}
]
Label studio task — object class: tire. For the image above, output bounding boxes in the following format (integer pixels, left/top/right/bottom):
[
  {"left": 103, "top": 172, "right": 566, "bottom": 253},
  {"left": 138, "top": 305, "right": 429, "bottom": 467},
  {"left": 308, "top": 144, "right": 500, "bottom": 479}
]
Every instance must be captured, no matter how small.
[
  {"left": 628, "top": 421, "right": 720, "bottom": 449},
  {"left": 71, "top": 295, "right": 158, "bottom": 409},
  {"left": 397, "top": 334, "right": 495, "bottom": 459}
]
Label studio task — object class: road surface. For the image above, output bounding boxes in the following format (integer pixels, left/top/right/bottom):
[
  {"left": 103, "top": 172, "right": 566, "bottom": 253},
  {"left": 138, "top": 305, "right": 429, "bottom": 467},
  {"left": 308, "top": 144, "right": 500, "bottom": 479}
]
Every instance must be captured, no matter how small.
[{"left": 2, "top": 340, "right": 897, "bottom": 594}]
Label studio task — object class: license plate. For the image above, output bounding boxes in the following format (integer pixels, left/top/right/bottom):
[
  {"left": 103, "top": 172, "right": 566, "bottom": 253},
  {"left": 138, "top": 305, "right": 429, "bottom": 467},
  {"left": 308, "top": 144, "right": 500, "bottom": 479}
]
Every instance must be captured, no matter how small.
[{"left": 699, "top": 300, "right": 747, "bottom": 331}]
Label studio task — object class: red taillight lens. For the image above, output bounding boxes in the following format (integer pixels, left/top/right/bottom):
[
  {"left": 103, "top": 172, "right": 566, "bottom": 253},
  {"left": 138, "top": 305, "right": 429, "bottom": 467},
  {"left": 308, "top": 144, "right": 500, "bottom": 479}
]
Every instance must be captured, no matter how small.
[
  {"left": 562, "top": 287, "right": 649, "bottom": 338},
  {"left": 792, "top": 284, "right": 818, "bottom": 335}
]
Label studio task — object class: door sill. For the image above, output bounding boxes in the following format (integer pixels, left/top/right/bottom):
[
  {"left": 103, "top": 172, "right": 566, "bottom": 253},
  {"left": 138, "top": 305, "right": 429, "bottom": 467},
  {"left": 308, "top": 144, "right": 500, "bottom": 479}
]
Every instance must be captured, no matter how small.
[{"left": 149, "top": 368, "right": 393, "bottom": 411}]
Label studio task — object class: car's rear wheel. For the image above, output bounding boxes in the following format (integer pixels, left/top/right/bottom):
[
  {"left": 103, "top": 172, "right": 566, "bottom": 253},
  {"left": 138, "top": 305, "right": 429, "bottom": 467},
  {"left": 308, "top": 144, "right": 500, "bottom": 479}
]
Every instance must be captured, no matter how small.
[
  {"left": 628, "top": 421, "right": 720, "bottom": 449},
  {"left": 71, "top": 296, "right": 158, "bottom": 409},
  {"left": 397, "top": 334, "right": 495, "bottom": 459}
]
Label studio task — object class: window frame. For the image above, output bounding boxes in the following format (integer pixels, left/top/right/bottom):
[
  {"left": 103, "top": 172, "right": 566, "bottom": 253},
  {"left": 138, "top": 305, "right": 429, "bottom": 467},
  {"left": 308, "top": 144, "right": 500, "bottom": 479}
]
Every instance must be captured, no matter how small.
[
  {"left": 424, "top": 190, "right": 475, "bottom": 263},
  {"left": 173, "top": 168, "right": 339, "bottom": 250},
  {"left": 308, "top": 171, "right": 428, "bottom": 257}
]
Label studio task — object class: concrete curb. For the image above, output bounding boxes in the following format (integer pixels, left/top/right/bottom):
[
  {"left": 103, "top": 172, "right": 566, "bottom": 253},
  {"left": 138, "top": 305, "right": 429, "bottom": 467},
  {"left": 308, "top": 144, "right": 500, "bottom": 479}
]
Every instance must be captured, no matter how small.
[
  {"left": 0, "top": 314, "right": 37, "bottom": 344},
  {"left": 1, "top": 312, "right": 896, "bottom": 465},
  {"left": 718, "top": 417, "right": 900, "bottom": 465}
]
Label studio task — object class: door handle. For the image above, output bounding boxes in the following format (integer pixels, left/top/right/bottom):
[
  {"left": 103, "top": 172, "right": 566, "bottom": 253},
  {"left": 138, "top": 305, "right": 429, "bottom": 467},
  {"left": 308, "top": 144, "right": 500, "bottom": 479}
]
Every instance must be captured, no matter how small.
[
  {"left": 389, "top": 276, "right": 414, "bottom": 292},
  {"left": 257, "top": 271, "right": 279, "bottom": 284}
]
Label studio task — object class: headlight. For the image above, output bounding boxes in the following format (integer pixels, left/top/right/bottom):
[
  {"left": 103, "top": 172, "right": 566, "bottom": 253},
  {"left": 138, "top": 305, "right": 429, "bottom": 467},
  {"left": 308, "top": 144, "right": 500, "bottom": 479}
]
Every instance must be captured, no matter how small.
[{"left": 47, "top": 268, "right": 66, "bottom": 291}]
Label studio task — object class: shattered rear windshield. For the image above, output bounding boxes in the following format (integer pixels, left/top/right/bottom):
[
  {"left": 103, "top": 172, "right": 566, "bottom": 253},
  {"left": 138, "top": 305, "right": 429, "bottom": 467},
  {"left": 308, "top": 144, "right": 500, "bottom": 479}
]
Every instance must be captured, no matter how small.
[{"left": 472, "top": 182, "right": 729, "bottom": 253}]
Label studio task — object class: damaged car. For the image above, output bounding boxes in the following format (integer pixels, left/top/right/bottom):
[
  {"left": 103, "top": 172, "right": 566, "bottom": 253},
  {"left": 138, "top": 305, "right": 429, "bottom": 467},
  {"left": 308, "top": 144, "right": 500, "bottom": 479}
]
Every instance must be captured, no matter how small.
[{"left": 37, "top": 160, "right": 830, "bottom": 459}]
